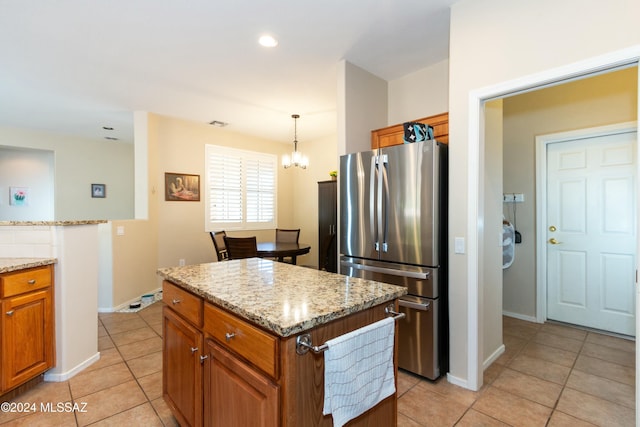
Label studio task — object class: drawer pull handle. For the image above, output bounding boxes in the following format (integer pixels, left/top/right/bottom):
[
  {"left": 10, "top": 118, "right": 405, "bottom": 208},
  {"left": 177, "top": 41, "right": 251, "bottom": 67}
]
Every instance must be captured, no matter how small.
[
  {"left": 27, "top": 279, "right": 36, "bottom": 285},
  {"left": 200, "top": 355, "right": 209, "bottom": 364},
  {"left": 190, "top": 347, "right": 198, "bottom": 354},
  {"left": 225, "top": 332, "right": 236, "bottom": 342},
  {"left": 172, "top": 299, "right": 181, "bottom": 305},
  {"left": 6, "top": 310, "right": 14, "bottom": 317}
]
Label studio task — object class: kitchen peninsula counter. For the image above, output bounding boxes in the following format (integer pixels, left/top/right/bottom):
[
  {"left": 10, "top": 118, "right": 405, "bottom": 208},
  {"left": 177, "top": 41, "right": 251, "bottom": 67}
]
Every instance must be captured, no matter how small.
[
  {"left": 0, "top": 257, "right": 56, "bottom": 273},
  {"left": 158, "top": 258, "right": 407, "bottom": 427}
]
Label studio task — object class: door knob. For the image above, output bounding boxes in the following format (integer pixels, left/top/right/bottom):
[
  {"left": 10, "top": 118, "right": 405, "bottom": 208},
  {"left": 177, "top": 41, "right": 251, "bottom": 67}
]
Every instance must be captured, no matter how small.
[
  {"left": 548, "top": 238, "right": 560, "bottom": 245},
  {"left": 549, "top": 225, "right": 557, "bottom": 232}
]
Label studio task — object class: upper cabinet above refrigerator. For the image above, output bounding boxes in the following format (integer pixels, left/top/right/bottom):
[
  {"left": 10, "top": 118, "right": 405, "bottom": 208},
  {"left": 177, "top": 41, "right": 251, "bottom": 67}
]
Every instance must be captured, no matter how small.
[{"left": 371, "top": 112, "right": 449, "bottom": 149}]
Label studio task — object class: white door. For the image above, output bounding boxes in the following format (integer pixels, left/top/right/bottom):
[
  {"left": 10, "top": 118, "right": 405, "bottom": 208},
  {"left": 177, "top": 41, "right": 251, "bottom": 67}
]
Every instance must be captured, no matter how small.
[{"left": 546, "top": 130, "right": 637, "bottom": 336}]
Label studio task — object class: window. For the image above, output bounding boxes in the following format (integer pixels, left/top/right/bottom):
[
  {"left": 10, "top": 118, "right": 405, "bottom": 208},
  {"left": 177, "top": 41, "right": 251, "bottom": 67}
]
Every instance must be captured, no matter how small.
[{"left": 205, "top": 144, "right": 277, "bottom": 230}]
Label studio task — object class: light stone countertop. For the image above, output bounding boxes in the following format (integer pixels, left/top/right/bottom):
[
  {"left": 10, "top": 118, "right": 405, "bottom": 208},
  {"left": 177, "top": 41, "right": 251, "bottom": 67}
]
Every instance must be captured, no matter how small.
[
  {"left": 0, "top": 220, "right": 107, "bottom": 226},
  {"left": 0, "top": 258, "right": 57, "bottom": 273},
  {"left": 157, "top": 258, "right": 407, "bottom": 337}
]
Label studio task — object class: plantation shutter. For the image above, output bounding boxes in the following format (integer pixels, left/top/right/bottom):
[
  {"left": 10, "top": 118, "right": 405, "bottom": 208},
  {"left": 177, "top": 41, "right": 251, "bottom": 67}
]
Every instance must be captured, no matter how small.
[{"left": 205, "top": 144, "right": 277, "bottom": 230}]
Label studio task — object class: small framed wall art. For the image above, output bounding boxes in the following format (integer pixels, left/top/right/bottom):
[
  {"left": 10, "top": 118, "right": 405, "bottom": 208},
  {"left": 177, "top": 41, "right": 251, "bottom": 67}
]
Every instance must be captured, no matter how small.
[
  {"left": 91, "top": 183, "right": 106, "bottom": 198},
  {"left": 10, "top": 187, "right": 29, "bottom": 206},
  {"left": 165, "top": 172, "right": 200, "bottom": 201}
]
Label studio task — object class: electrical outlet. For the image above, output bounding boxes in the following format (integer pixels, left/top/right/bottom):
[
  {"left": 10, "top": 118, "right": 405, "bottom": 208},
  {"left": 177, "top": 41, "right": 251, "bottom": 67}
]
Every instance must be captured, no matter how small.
[
  {"left": 116, "top": 226, "right": 125, "bottom": 236},
  {"left": 179, "top": 259, "right": 185, "bottom": 266}
]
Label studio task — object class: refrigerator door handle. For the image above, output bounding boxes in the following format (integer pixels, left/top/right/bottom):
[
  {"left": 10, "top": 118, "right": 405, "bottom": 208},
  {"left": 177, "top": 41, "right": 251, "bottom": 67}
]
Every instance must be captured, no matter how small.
[
  {"left": 376, "top": 155, "right": 386, "bottom": 253},
  {"left": 340, "top": 260, "right": 430, "bottom": 280},
  {"left": 380, "top": 154, "right": 389, "bottom": 252},
  {"left": 399, "top": 299, "right": 431, "bottom": 311},
  {"left": 370, "top": 155, "right": 379, "bottom": 252}
]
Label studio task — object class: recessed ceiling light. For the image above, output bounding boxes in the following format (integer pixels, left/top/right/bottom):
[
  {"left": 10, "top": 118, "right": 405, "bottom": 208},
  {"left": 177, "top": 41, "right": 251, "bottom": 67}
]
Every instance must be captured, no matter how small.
[
  {"left": 104, "top": 136, "right": 119, "bottom": 141},
  {"left": 258, "top": 35, "right": 278, "bottom": 48},
  {"left": 102, "top": 126, "right": 114, "bottom": 130}
]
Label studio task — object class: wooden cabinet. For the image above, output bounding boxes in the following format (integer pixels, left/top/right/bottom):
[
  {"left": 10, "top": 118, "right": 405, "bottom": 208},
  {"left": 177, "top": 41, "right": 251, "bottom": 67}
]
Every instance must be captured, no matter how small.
[
  {"left": 318, "top": 180, "right": 337, "bottom": 272},
  {"left": 371, "top": 112, "right": 449, "bottom": 149},
  {"left": 204, "top": 339, "right": 278, "bottom": 427},
  {"left": 163, "top": 305, "right": 203, "bottom": 427},
  {"left": 0, "top": 265, "right": 55, "bottom": 395},
  {"left": 163, "top": 279, "right": 397, "bottom": 426}
]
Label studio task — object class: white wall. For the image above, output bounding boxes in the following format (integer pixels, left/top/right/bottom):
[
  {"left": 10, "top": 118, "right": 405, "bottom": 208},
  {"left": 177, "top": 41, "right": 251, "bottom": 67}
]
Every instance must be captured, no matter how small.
[
  {"left": 339, "top": 61, "right": 388, "bottom": 156},
  {"left": 449, "top": 0, "right": 640, "bottom": 389},
  {"left": 0, "top": 146, "right": 54, "bottom": 220},
  {"left": 0, "top": 126, "right": 134, "bottom": 221},
  {"left": 388, "top": 59, "right": 449, "bottom": 124}
]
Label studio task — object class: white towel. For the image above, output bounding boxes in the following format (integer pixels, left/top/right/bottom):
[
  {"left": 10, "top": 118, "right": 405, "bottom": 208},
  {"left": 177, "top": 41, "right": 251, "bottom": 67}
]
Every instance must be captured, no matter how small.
[{"left": 323, "top": 317, "right": 396, "bottom": 427}]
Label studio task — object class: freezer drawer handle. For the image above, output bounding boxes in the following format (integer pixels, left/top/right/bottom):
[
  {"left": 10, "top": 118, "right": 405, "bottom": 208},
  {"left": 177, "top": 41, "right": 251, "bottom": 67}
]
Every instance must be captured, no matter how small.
[
  {"left": 399, "top": 299, "right": 431, "bottom": 311},
  {"left": 341, "top": 260, "right": 430, "bottom": 280}
]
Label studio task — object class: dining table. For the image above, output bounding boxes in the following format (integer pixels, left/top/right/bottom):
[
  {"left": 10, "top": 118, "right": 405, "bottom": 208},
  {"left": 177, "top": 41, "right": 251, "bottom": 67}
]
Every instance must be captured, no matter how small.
[{"left": 256, "top": 241, "right": 311, "bottom": 265}]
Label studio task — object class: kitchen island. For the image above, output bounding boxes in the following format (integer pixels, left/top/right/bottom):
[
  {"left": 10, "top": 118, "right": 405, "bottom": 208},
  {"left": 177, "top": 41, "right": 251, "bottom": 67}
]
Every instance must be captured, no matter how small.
[{"left": 157, "top": 258, "right": 407, "bottom": 427}]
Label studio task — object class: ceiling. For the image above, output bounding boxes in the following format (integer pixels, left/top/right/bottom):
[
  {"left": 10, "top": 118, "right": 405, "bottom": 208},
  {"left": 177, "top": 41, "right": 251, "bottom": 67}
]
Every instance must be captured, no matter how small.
[{"left": 0, "top": 0, "right": 455, "bottom": 145}]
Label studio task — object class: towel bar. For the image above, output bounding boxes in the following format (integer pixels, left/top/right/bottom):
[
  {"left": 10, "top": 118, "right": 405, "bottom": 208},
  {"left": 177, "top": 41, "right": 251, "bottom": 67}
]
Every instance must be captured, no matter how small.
[{"left": 295, "top": 303, "right": 405, "bottom": 355}]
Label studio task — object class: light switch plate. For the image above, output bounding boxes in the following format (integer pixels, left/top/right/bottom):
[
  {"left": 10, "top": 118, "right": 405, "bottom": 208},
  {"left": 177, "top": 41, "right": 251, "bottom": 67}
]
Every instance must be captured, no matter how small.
[{"left": 454, "top": 237, "right": 465, "bottom": 254}]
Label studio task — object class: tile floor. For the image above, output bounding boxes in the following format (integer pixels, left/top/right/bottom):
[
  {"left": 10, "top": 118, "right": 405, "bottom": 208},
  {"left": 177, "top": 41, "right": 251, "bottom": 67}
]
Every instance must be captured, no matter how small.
[
  {"left": 0, "top": 305, "right": 635, "bottom": 426},
  {"left": 397, "top": 316, "right": 636, "bottom": 426}
]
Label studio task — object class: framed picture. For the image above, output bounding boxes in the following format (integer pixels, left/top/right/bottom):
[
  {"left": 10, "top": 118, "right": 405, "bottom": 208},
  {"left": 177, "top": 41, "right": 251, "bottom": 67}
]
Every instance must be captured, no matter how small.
[
  {"left": 91, "top": 183, "right": 106, "bottom": 198},
  {"left": 165, "top": 172, "right": 200, "bottom": 201},
  {"left": 10, "top": 187, "right": 29, "bottom": 206}
]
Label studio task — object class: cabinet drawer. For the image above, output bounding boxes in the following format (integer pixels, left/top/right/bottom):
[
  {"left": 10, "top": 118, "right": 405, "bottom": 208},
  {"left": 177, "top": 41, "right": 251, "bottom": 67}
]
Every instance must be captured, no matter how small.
[
  {"left": 1, "top": 266, "right": 52, "bottom": 298},
  {"left": 203, "top": 303, "right": 278, "bottom": 379},
  {"left": 163, "top": 281, "right": 203, "bottom": 327}
]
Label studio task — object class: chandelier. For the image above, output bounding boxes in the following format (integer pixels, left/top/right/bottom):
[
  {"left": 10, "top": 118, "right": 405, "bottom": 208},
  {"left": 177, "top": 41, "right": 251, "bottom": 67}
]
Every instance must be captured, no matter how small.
[{"left": 282, "top": 114, "right": 308, "bottom": 169}]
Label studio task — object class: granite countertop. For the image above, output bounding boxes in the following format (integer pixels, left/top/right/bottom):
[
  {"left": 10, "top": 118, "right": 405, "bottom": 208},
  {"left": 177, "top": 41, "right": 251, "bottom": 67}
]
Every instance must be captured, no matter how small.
[
  {"left": 0, "top": 220, "right": 107, "bottom": 226},
  {"left": 0, "top": 258, "right": 57, "bottom": 273},
  {"left": 157, "top": 258, "right": 407, "bottom": 337}
]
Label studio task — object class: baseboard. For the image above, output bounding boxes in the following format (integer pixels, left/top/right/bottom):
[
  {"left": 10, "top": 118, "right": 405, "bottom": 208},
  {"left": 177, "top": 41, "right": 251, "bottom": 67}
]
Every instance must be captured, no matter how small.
[
  {"left": 446, "top": 372, "right": 472, "bottom": 390},
  {"left": 98, "top": 287, "right": 162, "bottom": 313},
  {"left": 483, "top": 344, "right": 505, "bottom": 370},
  {"left": 502, "top": 310, "right": 540, "bottom": 323},
  {"left": 44, "top": 352, "right": 101, "bottom": 382}
]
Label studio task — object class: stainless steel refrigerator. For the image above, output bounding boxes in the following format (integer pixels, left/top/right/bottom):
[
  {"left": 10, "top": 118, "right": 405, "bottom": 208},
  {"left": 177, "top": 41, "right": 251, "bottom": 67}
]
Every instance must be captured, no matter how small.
[{"left": 340, "top": 139, "right": 448, "bottom": 380}]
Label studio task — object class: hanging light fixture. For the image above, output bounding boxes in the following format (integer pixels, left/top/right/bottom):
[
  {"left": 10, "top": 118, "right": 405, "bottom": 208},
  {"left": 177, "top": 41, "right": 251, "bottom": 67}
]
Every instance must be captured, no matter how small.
[{"left": 282, "top": 114, "right": 308, "bottom": 169}]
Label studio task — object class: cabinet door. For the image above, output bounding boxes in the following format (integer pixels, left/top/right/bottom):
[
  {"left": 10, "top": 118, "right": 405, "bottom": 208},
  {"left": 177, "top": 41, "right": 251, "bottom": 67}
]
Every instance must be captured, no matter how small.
[
  {"left": 318, "top": 180, "right": 337, "bottom": 272},
  {"left": 163, "top": 306, "right": 203, "bottom": 427},
  {"left": 1, "top": 288, "right": 54, "bottom": 391},
  {"left": 204, "top": 339, "right": 278, "bottom": 427}
]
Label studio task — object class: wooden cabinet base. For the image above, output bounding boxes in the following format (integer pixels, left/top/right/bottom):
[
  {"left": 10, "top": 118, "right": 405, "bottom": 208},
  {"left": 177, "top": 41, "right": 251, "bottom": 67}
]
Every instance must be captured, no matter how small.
[
  {"left": 163, "top": 280, "right": 399, "bottom": 427},
  {"left": 0, "top": 265, "right": 55, "bottom": 397}
]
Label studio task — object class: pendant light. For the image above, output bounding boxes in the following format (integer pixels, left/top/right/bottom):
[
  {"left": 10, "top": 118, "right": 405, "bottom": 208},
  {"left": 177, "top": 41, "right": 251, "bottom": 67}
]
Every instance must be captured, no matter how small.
[{"left": 282, "top": 114, "right": 308, "bottom": 169}]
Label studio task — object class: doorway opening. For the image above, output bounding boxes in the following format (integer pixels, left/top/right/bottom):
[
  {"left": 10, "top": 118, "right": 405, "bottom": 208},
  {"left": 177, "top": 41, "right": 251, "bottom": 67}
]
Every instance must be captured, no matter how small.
[
  {"left": 469, "top": 52, "right": 640, "bottom": 393},
  {"left": 500, "top": 67, "right": 638, "bottom": 335}
]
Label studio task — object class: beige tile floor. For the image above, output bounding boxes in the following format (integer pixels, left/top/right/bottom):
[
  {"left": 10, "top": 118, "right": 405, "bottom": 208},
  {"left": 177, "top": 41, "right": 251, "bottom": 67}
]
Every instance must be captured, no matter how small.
[
  {"left": 0, "top": 304, "right": 635, "bottom": 426},
  {"left": 398, "top": 316, "right": 636, "bottom": 426}
]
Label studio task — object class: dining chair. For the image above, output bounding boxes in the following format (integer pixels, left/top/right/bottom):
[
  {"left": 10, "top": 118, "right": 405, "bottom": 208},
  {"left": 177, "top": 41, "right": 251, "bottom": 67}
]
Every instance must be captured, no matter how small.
[
  {"left": 275, "top": 228, "right": 300, "bottom": 263},
  {"left": 223, "top": 236, "right": 258, "bottom": 260},
  {"left": 210, "top": 231, "right": 228, "bottom": 261},
  {"left": 275, "top": 228, "right": 300, "bottom": 243}
]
